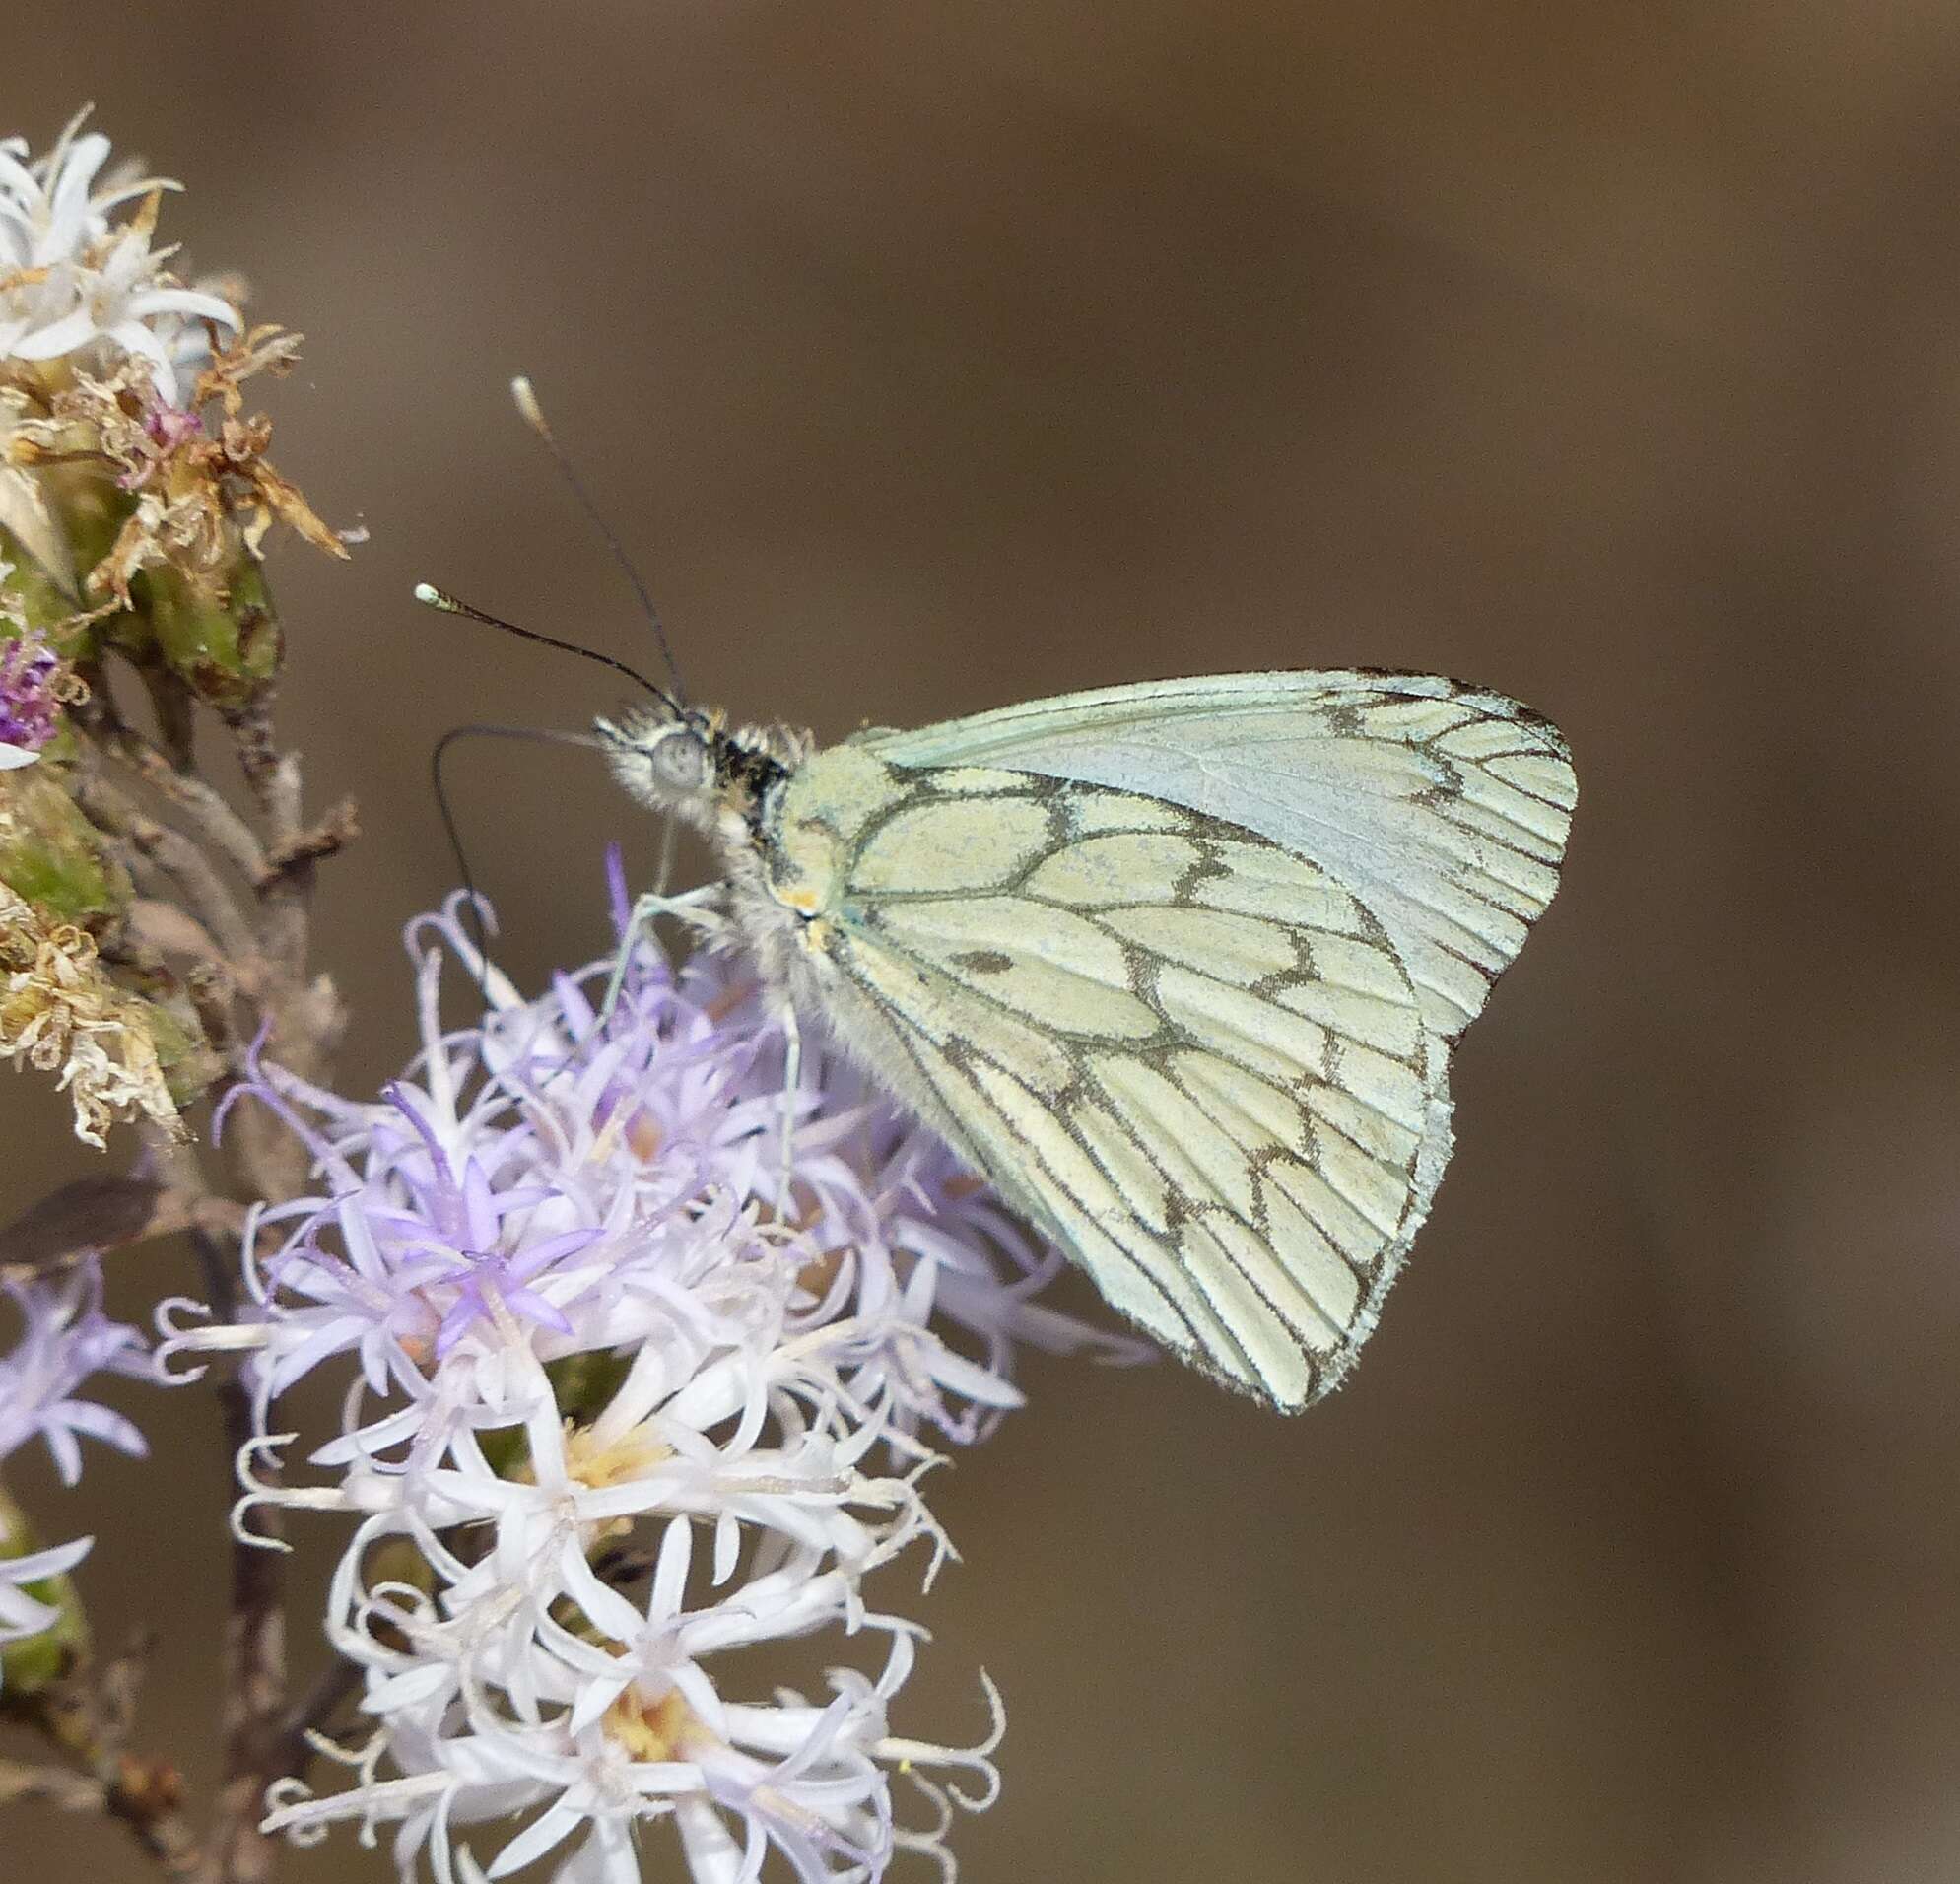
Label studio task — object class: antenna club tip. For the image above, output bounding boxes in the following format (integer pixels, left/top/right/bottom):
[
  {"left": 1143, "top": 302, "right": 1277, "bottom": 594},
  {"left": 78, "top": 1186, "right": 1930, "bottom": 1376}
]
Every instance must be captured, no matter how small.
[
  {"left": 412, "top": 581, "right": 448, "bottom": 609},
  {"left": 510, "top": 375, "right": 549, "bottom": 435}
]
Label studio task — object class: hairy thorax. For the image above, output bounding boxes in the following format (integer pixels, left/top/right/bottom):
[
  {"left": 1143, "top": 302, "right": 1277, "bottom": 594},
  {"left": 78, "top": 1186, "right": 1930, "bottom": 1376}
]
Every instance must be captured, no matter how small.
[{"left": 722, "top": 742, "right": 909, "bottom": 1000}]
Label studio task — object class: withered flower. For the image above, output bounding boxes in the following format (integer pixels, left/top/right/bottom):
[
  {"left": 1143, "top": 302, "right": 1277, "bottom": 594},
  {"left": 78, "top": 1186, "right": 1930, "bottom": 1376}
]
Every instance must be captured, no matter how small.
[
  {"left": 10, "top": 334, "right": 344, "bottom": 612},
  {"left": 0, "top": 879, "right": 180, "bottom": 1147}
]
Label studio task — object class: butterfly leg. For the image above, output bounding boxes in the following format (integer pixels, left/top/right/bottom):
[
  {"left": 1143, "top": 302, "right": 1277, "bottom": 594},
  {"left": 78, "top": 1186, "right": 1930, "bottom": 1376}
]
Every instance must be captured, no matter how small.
[
  {"left": 599, "top": 885, "right": 727, "bottom": 1025},
  {"left": 651, "top": 814, "right": 679, "bottom": 896},
  {"left": 777, "top": 998, "right": 803, "bottom": 1217}
]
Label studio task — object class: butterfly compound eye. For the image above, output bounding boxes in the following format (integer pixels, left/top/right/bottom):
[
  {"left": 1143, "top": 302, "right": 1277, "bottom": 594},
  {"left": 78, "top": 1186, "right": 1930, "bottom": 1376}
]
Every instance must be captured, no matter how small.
[
  {"left": 647, "top": 727, "right": 711, "bottom": 792},
  {"left": 596, "top": 711, "right": 713, "bottom": 817}
]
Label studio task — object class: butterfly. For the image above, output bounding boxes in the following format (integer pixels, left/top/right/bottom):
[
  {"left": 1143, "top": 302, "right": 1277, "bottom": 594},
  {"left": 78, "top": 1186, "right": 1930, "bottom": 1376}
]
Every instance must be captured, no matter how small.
[{"left": 586, "top": 666, "right": 1575, "bottom": 1413}]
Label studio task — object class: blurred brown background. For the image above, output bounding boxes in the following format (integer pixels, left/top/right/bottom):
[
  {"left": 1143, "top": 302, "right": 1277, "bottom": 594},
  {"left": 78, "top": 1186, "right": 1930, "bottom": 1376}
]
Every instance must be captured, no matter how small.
[{"left": 6, "top": 5, "right": 1960, "bottom": 1881}]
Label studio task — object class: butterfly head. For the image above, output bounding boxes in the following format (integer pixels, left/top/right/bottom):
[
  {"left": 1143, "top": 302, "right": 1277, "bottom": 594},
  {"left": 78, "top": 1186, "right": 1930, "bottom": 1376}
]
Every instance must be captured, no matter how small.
[
  {"left": 595, "top": 701, "right": 811, "bottom": 840},
  {"left": 595, "top": 700, "right": 718, "bottom": 821}
]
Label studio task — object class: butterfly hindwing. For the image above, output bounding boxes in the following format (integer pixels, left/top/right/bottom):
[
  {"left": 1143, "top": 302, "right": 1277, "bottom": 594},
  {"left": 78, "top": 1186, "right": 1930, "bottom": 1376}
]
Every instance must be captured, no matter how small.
[{"left": 778, "top": 761, "right": 1457, "bottom": 1408}]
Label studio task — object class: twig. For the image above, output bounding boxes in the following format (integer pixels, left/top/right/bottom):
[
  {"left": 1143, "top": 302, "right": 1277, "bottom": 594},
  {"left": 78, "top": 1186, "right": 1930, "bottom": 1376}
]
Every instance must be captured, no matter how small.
[
  {"left": 147, "top": 1132, "right": 290, "bottom": 1884},
  {"left": 125, "top": 898, "right": 232, "bottom": 975},
  {"left": 193, "top": 685, "right": 350, "bottom": 1884},
  {"left": 72, "top": 772, "right": 262, "bottom": 972},
  {"left": 31, "top": 601, "right": 351, "bottom": 1883},
  {"left": 201, "top": 1337, "right": 286, "bottom": 1884},
  {"left": 0, "top": 1757, "right": 105, "bottom": 1812},
  {"left": 109, "top": 1128, "right": 287, "bottom": 1884},
  {"left": 271, "top": 1654, "right": 364, "bottom": 1779},
  {"left": 103, "top": 727, "right": 270, "bottom": 886},
  {"left": 28, "top": 1647, "right": 204, "bottom": 1877},
  {"left": 218, "top": 698, "right": 347, "bottom": 1201},
  {"left": 254, "top": 796, "right": 357, "bottom": 890},
  {"left": 243, "top": 738, "right": 308, "bottom": 973},
  {"left": 223, "top": 698, "right": 287, "bottom": 838}
]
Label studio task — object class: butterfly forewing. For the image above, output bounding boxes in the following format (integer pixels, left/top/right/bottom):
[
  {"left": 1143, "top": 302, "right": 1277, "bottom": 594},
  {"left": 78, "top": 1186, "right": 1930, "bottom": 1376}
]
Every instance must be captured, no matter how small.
[{"left": 858, "top": 670, "right": 1577, "bottom": 1043}]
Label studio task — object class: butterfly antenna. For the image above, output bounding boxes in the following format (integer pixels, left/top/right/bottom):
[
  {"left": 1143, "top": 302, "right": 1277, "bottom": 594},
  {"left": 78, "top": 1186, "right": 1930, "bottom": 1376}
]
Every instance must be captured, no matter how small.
[
  {"left": 430, "top": 722, "right": 605, "bottom": 1001},
  {"left": 412, "top": 583, "right": 679, "bottom": 712},
  {"left": 510, "top": 374, "right": 687, "bottom": 703}
]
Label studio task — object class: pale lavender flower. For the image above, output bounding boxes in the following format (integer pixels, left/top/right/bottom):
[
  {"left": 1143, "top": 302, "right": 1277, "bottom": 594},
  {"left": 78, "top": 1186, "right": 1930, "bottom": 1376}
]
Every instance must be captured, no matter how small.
[
  {"left": 0, "top": 1255, "right": 152, "bottom": 1680},
  {"left": 0, "top": 1256, "right": 150, "bottom": 1483},
  {"left": 167, "top": 869, "right": 1136, "bottom": 1884}
]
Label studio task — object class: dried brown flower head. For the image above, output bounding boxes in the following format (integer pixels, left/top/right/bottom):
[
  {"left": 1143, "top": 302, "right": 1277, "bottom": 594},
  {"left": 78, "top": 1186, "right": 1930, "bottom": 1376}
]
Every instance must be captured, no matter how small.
[
  {"left": 6, "top": 328, "right": 345, "bottom": 613},
  {"left": 0, "top": 880, "right": 181, "bottom": 1147}
]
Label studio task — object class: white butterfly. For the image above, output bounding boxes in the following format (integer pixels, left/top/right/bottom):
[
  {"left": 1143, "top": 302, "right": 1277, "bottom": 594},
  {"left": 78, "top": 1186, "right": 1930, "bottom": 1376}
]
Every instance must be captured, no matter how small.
[{"left": 595, "top": 668, "right": 1575, "bottom": 1412}]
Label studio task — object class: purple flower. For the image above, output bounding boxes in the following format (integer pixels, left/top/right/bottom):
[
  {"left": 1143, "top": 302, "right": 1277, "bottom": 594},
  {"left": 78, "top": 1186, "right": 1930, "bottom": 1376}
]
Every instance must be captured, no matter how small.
[{"left": 0, "top": 628, "right": 66, "bottom": 767}]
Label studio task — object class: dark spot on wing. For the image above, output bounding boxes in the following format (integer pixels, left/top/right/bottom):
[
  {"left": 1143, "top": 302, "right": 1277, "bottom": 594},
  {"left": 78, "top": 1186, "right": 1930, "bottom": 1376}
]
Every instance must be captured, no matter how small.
[{"left": 950, "top": 949, "right": 1015, "bottom": 976}]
